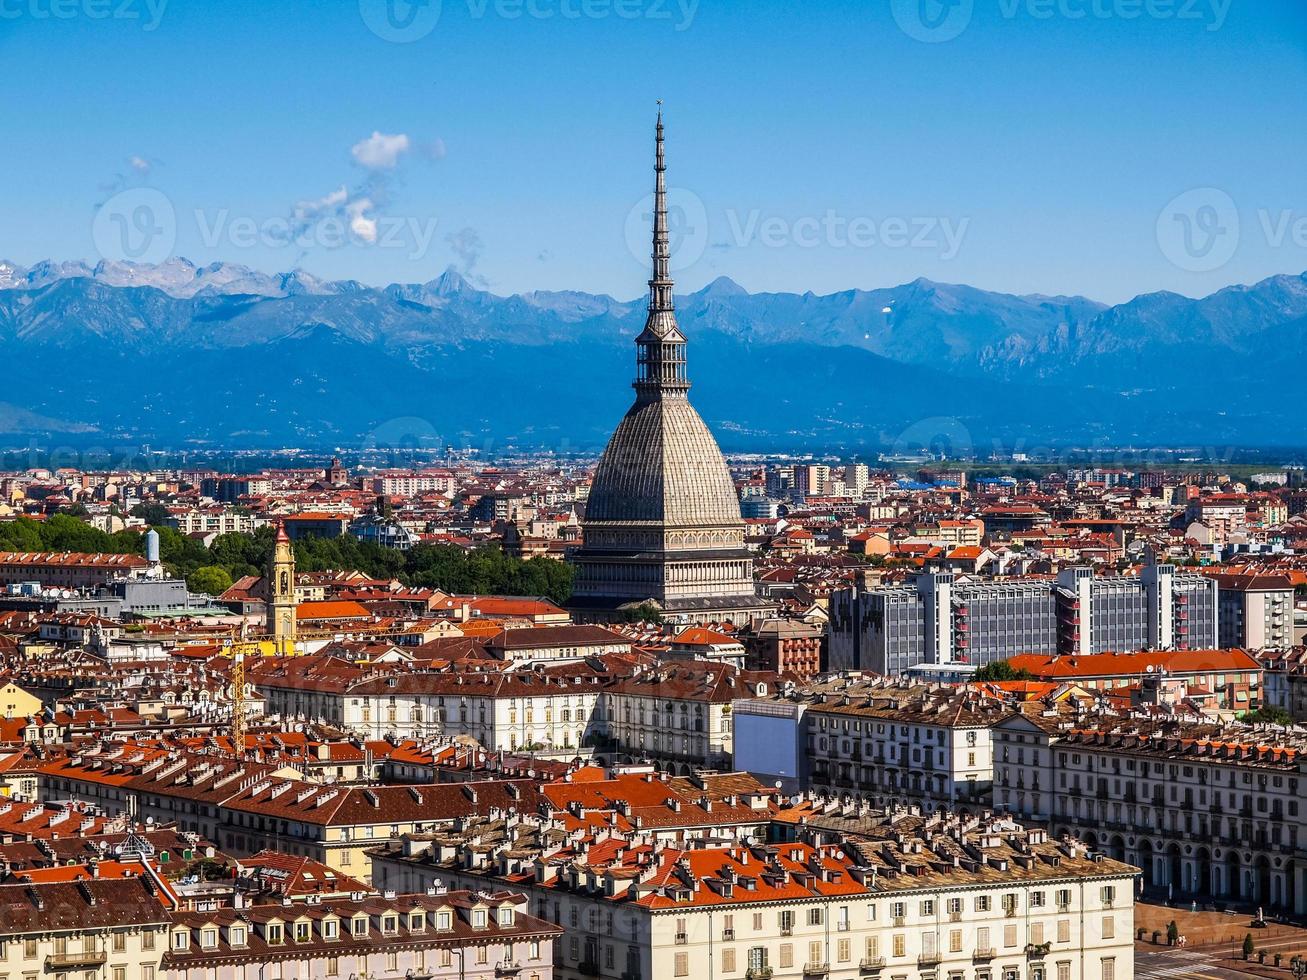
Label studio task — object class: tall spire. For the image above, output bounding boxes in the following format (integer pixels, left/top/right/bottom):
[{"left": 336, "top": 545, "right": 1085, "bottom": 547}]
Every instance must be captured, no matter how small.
[
  {"left": 649, "top": 103, "right": 674, "bottom": 313},
  {"left": 634, "top": 104, "right": 688, "bottom": 399}
]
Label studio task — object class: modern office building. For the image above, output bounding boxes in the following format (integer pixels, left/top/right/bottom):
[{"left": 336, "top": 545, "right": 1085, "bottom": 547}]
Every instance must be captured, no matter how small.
[{"left": 829, "top": 563, "right": 1219, "bottom": 674}]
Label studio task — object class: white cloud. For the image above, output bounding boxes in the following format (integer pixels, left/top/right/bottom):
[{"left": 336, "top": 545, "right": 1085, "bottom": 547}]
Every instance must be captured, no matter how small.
[
  {"left": 346, "top": 197, "right": 378, "bottom": 243},
  {"left": 351, "top": 131, "right": 411, "bottom": 170},
  {"left": 129, "top": 155, "right": 152, "bottom": 176},
  {"left": 291, "top": 185, "right": 350, "bottom": 230}
]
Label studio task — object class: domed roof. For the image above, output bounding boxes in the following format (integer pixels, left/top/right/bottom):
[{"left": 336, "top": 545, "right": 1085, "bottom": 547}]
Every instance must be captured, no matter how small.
[{"left": 585, "top": 395, "right": 743, "bottom": 528}]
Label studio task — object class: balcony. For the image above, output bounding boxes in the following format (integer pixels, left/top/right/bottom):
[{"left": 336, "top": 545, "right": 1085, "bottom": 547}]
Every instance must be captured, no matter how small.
[
  {"left": 803, "top": 964, "right": 830, "bottom": 976},
  {"left": 918, "top": 953, "right": 942, "bottom": 968},
  {"left": 858, "top": 958, "right": 886, "bottom": 973},
  {"left": 722, "top": 929, "right": 736, "bottom": 941},
  {"left": 46, "top": 953, "right": 109, "bottom": 970},
  {"left": 780, "top": 927, "right": 794, "bottom": 937},
  {"left": 890, "top": 917, "right": 905, "bottom": 928},
  {"left": 948, "top": 912, "right": 962, "bottom": 923},
  {"left": 1026, "top": 943, "right": 1051, "bottom": 960},
  {"left": 746, "top": 970, "right": 773, "bottom": 980},
  {"left": 578, "top": 962, "right": 600, "bottom": 977},
  {"left": 496, "top": 963, "right": 523, "bottom": 977},
  {"left": 973, "top": 948, "right": 997, "bottom": 962},
  {"left": 675, "top": 933, "right": 688, "bottom": 945}
]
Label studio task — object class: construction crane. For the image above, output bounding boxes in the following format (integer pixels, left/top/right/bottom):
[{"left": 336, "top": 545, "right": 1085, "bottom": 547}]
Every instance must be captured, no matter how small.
[{"left": 223, "top": 637, "right": 262, "bottom": 756}]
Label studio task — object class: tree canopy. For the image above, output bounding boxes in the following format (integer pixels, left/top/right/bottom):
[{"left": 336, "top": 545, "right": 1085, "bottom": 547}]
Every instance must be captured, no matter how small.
[
  {"left": 972, "top": 660, "right": 1035, "bottom": 682},
  {"left": 22, "top": 511, "right": 574, "bottom": 604}
]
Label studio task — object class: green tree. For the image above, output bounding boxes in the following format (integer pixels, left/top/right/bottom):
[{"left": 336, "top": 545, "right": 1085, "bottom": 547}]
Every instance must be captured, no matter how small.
[
  {"left": 130, "top": 502, "right": 171, "bottom": 526},
  {"left": 1242, "top": 705, "right": 1293, "bottom": 726},
  {"left": 973, "top": 660, "right": 1035, "bottom": 682},
  {"left": 0, "top": 517, "right": 47, "bottom": 552},
  {"left": 188, "top": 565, "right": 234, "bottom": 596},
  {"left": 1243, "top": 934, "right": 1255, "bottom": 958},
  {"left": 612, "top": 602, "right": 663, "bottom": 624},
  {"left": 1167, "top": 921, "right": 1179, "bottom": 946}
]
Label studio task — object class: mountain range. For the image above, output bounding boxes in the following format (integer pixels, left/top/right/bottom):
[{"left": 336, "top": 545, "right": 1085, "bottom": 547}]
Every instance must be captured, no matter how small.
[{"left": 1, "top": 257, "right": 1304, "bottom": 452}]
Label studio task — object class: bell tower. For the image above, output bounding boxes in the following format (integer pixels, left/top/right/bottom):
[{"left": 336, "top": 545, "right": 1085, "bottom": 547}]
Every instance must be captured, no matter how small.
[{"left": 268, "top": 521, "right": 297, "bottom": 647}]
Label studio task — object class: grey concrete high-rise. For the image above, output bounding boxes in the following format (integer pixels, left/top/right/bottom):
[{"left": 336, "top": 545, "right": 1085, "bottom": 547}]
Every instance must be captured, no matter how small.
[
  {"left": 829, "top": 562, "right": 1219, "bottom": 674},
  {"left": 568, "top": 113, "right": 770, "bottom": 625}
]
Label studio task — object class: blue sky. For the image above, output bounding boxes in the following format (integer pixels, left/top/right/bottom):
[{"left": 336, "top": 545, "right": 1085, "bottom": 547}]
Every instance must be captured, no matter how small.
[{"left": 1, "top": 0, "right": 1304, "bottom": 304}]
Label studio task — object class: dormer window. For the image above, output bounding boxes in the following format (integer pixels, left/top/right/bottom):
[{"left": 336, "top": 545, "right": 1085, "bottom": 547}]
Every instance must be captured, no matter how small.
[
  {"left": 323, "top": 919, "right": 339, "bottom": 940},
  {"left": 295, "top": 922, "right": 311, "bottom": 943},
  {"left": 171, "top": 930, "right": 190, "bottom": 951},
  {"left": 230, "top": 927, "right": 247, "bottom": 948},
  {"left": 201, "top": 929, "right": 218, "bottom": 949},
  {"left": 266, "top": 924, "right": 284, "bottom": 945},
  {"left": 383, "top": 915, "right": 398, "bottom": 934},
  {"left": 473, "top": 909, "right": 488, "bottom": 929},
  {"left": 498, "top": 907, "right": 515, "bottom": 927},
  {"left": 352, "top": 917, "right": 368, "bottom": 937},
  {"left": 409, "top": 913, "right": 425, "bottom": 931},
  {"left": 437, "top": 911, "right": 453, "bottom": 931}
]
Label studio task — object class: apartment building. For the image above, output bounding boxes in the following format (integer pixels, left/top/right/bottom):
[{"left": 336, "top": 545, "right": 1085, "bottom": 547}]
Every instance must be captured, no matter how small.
[
  {"left": 734, "top": 677, "right": 1004, "bottom": 809},
  {"left": 994, "top": 710, "right": 1307, "bottom": 915},
  {"left": 160, "top": 889, "right": 561, "bottom": 980},
  {"left": 1005, "top": 648, "right": 1262, "bottom": 712},
  {"left": 829, "top": 564, "right": 1219, "bottom": 675},
  {"left": 0, "top": 551, "right": 151, "bottom": 589},
  {"left": 596, "top": 663, "right": 777, "bottom": 773},
  {"left": 1211, "top": 573, "right": 1295, "bottom": 651},
  {"left": 167, "top": 508, "right": 266, "bottom": 536},
  {"left": 372, "top": 470, "right": 457, "bottom": 496},
  {"left": 373, "top": 809, "right": 1136, "bottom": 980},
  {"left": 0, "top": 875, "right": 174, "bottom": 980},
  {"left": 37, "top": 745, "right": 546, "bottom": 879},
  {"left": 253, "top": 654, "right": 782, "bottom": 772},
  {"left": 252, "top": 655, "right": 609, "bottom": 752}
]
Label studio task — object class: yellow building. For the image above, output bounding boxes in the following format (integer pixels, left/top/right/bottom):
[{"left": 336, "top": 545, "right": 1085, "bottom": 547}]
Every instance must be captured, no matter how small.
[
  {"left": 267, "top": 522, "right": 298, "bottom": 648},
  {"left": 0, "top": 680, "right": 41, "bottom": 721}
]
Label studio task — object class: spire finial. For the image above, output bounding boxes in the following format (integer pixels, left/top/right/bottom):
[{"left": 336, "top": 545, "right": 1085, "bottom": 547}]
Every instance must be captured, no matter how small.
[{"left": 650, "top": 104, "right": 672, "bottom": 312}]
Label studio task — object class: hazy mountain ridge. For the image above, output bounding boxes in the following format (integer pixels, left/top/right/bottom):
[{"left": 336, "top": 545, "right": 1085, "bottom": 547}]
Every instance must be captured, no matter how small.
[{"left": 0, "top": 259, "right": 1304, "bottom": 448}]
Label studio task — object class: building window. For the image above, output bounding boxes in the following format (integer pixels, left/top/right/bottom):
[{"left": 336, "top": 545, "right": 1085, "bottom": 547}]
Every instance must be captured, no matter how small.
[
  {"left": 674, "top": 954, "right": 689, "bottom": 977},
  {"left": 722, "top": 949, "right": 736, "bottom": 973}
]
